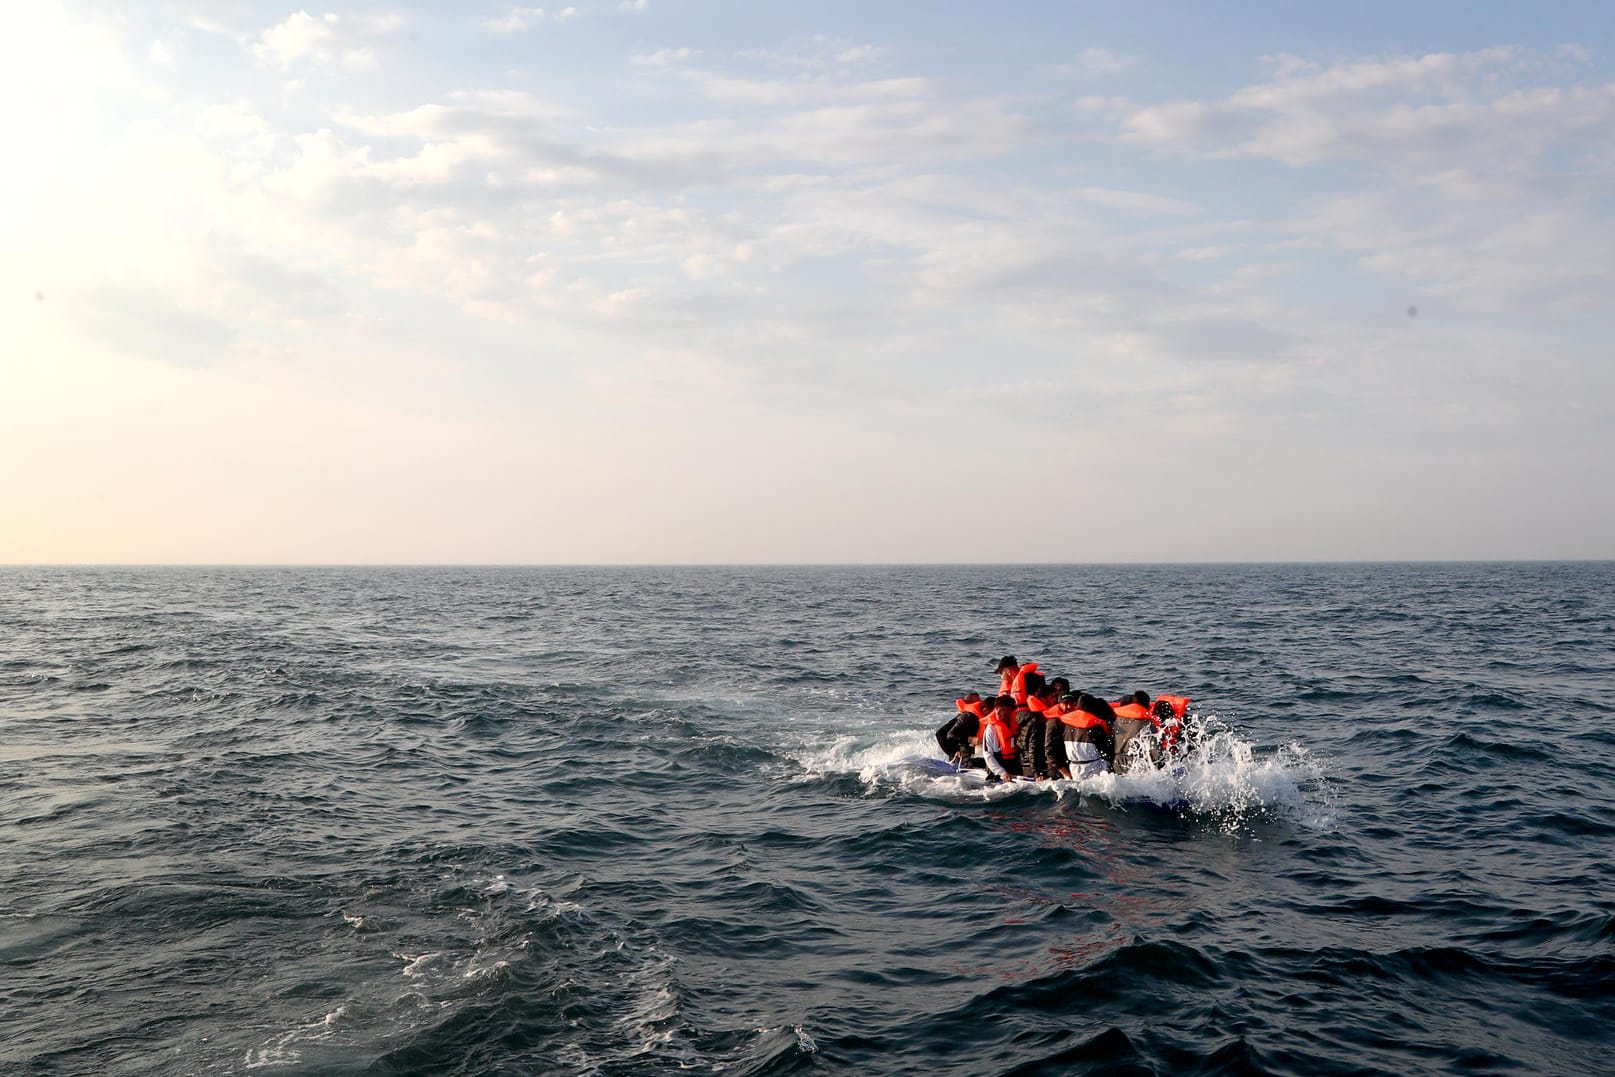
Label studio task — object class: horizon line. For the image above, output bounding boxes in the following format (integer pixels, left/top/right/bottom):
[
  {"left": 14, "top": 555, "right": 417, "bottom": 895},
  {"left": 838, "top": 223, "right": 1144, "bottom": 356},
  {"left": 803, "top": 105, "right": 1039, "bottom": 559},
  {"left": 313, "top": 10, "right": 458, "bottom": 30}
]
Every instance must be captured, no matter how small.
[{"left": 3, "top": 558, "right": 1612, "bottom": 569}]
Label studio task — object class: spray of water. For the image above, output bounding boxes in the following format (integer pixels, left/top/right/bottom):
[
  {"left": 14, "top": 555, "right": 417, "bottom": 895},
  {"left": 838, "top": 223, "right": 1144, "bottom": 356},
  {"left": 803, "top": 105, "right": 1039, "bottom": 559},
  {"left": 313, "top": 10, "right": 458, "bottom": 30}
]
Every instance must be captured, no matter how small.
[{"left": 789, "top": 711, "right": 1336, "bottom": 832}]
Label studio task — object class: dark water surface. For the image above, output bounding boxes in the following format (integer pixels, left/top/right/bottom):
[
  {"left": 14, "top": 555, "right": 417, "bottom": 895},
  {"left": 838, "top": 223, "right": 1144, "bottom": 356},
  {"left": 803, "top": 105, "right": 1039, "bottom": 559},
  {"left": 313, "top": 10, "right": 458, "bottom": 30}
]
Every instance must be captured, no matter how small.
[{"left": 2, "top": 564, "right": 1612, "bottom": 1075}]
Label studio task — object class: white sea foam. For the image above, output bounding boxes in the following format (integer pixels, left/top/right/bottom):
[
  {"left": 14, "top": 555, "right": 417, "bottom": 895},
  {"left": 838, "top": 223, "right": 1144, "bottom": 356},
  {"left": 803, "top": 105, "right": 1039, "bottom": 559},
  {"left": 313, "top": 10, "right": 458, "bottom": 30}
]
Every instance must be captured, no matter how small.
[
  {"left": 397, "top": 950, "right": 449, "bottom": 978},
  {"left": 790, "top": 711, "right": 1334, "bottom": 830},
  {"left": 243, "top": 1003, "right": 351, "bottom": 1070}
]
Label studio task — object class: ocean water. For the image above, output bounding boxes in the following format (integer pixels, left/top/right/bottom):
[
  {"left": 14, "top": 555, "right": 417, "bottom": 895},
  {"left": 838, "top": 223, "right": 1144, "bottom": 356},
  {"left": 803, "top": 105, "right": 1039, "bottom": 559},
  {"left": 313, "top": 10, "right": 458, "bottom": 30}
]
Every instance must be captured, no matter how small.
[{"left": 1, "top": 563, "right": 1612, "bottom": 1076}]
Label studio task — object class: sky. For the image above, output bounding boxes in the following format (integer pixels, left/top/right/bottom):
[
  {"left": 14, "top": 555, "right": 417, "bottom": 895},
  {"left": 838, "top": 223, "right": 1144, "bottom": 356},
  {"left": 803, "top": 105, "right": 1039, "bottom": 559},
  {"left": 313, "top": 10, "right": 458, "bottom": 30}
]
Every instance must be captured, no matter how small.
[{"left": 4, "top": 1, "right": 1613, "bottom": 564}]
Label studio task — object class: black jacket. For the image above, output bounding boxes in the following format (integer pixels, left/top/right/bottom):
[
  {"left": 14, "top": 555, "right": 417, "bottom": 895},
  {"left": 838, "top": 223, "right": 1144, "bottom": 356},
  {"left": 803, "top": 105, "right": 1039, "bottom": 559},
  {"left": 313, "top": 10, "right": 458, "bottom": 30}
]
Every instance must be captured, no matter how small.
[
  {"left": 1012, "top": 708, "right": 1046, "bottom": 779},
  {"left": 935, "top": 713, "right": 979, "bottom": 762}
]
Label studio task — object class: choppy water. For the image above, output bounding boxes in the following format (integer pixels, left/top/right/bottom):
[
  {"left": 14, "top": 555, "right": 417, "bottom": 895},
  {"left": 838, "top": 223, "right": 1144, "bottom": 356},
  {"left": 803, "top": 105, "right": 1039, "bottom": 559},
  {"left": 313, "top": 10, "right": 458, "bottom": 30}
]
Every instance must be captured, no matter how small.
[{"left": 2, "top": 563, "right": 1612, "bottom": 1076}]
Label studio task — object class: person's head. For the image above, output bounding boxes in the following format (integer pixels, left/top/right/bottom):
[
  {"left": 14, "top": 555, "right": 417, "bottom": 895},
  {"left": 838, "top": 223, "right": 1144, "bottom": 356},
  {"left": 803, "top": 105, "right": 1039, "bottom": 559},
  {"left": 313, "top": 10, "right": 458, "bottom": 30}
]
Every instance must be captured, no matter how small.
[
  {"left": 1078, "top": 693, "right": 1115, "bottom": 719},
  {"left": 1059, "top": 692, "right": 1082, "bottom": 708},
  {"left": 1049, "top": 677, "right": 1070, "bottom": 697},
  {"left": 1022, "top": 671, "right": 1046, "bottom": 696},
  {"left": 962, "top": 691, "right": 982, "bottom": 704},
  {"left": 995, "top": 655, "right": 1019, "bottom": 674},
  {"left": 994, "top": 694, "right": 1016, "bottom": 712},
  {"left": 1131, "top": 690, "right": 1150, "bottom": 707}
]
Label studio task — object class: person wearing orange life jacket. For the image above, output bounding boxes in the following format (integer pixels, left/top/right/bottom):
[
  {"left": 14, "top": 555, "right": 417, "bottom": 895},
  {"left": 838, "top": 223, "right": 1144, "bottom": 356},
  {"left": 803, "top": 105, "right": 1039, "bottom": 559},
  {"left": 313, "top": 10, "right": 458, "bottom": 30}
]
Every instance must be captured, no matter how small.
[
  {"left": 1042, "top": 689, "right": 1075, "bottom": 778},
  {"left": 1014, "top": 678, "right": 1065, "bottom": 778},
  {"left": 1026, "top": 678, "right": 1064, "bottom": 717},
  {"left": 1153, "top": 694, "right": 1192, "bottom": 756},
  {"left": 1110, "top": 691, "right": 1194, "bottom": 772},
  {"left": 1027, "top": 677, "right": 1069, "bottom": 779},
  {"left": 1110, "top": 691, "right": 1163, "bottom": 774},
  {"left": 979, "top": 694, "right": 1025, "bottom": 782},
  {"left": 1049, "top": 692, "right": 1116, "bottom": 779},
  {"left": 936, "top": 692, "right": 988, "bottom": 768},
  {"left": 994, "top": 655, "right": 1041, "bottom": 705},
  {"left": 1012, "top": 675, "right": 1052, "bottom": 779}
]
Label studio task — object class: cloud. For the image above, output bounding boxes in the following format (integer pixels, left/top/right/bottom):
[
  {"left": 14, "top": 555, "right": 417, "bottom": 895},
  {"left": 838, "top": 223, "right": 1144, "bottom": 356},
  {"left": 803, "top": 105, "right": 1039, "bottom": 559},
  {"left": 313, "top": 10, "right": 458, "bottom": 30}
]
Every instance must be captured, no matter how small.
[
  {"left": 1074, "top": 47, "right": 1615, "bottom": 320},
  {"left": 683, "top": 72, "right": 934, "bottom": 107},
  {"left": 738, "top": 36, "right": 889, "bottom": 73},
  {"left": 1094, "top": 47, "right": 1615, "bottom": 172},
  {"left": 252, "top": 10, "right": 339, "bottom": 67},
  {"left": 1297, "top": 180, "right": 1615, "bottom": 315},
  {"left": 359, "top": 13, "right": 407, "bottom": 35},
  {"left": 250, "top": 9, "right": 403, "bottom": 71},
  {"left": 631, "top": 47, "right": 697, "bottom": 67},
  {"left": 483, "top": 6, "right": 548, "bottom": 33},
  {"left": 1063, "top": 47, "right": 1136, "bottom": 78},
  {"left": 1075, "top": 187, "right": 1200, "bottom": 216},
  {"left": 330, "top": 93, "right": 731, "bottom": 195}
]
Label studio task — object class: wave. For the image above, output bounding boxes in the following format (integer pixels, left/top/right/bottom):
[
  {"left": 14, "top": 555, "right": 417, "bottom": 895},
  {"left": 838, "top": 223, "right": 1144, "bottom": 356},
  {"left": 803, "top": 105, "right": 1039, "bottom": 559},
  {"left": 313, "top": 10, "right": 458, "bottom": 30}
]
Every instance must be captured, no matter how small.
[{"left": 788, "top": 712, "right": 1335, "bottom": 832}]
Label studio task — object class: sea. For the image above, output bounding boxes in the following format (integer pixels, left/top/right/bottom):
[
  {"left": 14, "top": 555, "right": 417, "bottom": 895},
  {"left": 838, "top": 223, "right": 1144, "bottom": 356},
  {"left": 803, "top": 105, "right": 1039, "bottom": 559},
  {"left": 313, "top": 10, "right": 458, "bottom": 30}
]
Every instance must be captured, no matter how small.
[{"left": 2, "top": 563, "right": 1612, "bottom": 1076}]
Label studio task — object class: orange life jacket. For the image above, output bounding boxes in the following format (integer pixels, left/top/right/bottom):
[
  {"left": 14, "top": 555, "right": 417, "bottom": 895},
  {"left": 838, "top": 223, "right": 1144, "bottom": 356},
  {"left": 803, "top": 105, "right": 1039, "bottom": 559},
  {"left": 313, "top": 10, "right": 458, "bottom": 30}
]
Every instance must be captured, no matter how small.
[
  {"left": 955, "top": 697, "right": 987, "bottom": 718},
  {"left": 1112, "top": 702, "right": 1159, "bottom": 727},
  {"left": 999, "top": 661, "right": 1039, "bottom": 704},
  {"left": 983, "top": 711, "right": 1019, "bottom": 757},
  {"left": 1155, "top": 695, "right": 1190, "bottom": 719},
  {"left": 1154, "top": 695, "right": 1191, "bottom": 752},
  {"left": 1026, "top": 694, "right": 1056, "bottom": 715},
  {"left": 1057, "top": 707, "right": 1111, "bottom": 735}
]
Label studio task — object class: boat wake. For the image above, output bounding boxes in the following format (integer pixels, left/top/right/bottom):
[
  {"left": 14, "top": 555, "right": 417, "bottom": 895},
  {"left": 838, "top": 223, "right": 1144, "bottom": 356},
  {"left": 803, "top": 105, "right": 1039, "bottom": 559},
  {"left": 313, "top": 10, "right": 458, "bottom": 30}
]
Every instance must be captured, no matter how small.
[{"left": 791, "top": 712, "right": 1336, "bottom": 833}]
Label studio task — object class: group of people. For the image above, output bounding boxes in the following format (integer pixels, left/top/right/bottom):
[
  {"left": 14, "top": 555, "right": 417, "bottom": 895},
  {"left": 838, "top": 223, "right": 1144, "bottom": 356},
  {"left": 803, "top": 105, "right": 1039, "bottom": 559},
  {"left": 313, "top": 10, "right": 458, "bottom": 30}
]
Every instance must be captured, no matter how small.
[{"left": 933, "top": 655, "right": 1191, "bottom": 783}]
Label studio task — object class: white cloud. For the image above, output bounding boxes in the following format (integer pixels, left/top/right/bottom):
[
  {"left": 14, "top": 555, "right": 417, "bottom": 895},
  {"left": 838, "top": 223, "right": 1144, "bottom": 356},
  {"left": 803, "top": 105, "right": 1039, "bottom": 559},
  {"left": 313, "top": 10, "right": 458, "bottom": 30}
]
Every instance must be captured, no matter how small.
[
  {"left": 631, "top": 47, "right": 697, "bottom": 67},
  {"left": 359, "top": 13, "right": 407, "bottom": 35},
  {"left": 1297, "top": 180, "right": 1615, "bottom": 315},
  {"left": 1075, "top": 187, "right": 1200, "bottom": 216},
  {"left": 685, "top": 72, "right": 934, "bottom": 107},
  {"left": 758, "top": 95, "right": 1034, "bottom": 166},
  {"left": 483, "top": 6, "right": 547, "bottom": 33},
  {"left": 1065, "top": 47, "right": 1136, "bottom": 78},
  {"left": 1098, "top": 47, "right": 1615, "bottom": 173},
  {"left": 252, "top": 11, "right": 340, "bottom": 68},
  {"left": 251, "top": 9, "right": 401, "bottom": 71},
  {"left": 340, "top": 47, "right": 379, "bottom": 72},
  {"left": 197, "top": 100, "right": 271, "bottom": 140},
  {"left": 739, "top": 36, "right": 888, "bottom": 73},
  {"left": 1077, "top": 48, "right": 1615, "bottom": 320}
]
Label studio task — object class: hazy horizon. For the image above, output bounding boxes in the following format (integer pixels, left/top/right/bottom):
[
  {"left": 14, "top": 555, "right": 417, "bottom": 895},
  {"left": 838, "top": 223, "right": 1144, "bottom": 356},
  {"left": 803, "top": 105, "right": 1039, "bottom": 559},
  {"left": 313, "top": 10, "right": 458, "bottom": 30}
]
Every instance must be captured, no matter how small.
[
  {"left": 6, "top": 2, "right": 1613, "bottom": 564},
  {"left": 6, "top": 558, "right": 1611, "bottom": 569}
]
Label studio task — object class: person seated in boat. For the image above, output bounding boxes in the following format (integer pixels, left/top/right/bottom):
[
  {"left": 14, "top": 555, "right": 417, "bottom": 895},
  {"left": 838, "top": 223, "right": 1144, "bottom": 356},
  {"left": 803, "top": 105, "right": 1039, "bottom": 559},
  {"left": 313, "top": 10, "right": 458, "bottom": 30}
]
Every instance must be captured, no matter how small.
[
  {"left": 1049, "top": 692, "right": 1116, "bottom": 779},
  {"left": 1153, "top": 693, "right": 1192, "bottom": 757},
  {"left": 936, "top": 692, "right": 987, "bottom": 768},
  {"left": 980, "top": 694, "right": 1024, "bottom": 783},
  {"left": 1111, "top": 692, "right": 1194, "bottom": 771},
  {"left": 1027, "top": 677, "right": 1062, "bottom": 716},
  {"left": 1012, "top": 674, "right": 1051, "bottom": 779},
  {"left": 994, "top": 655, "right": 1041, "bottom": 705},
  {"left": 1111, "top": 691, "right": 1163, "bottom": 773}
]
